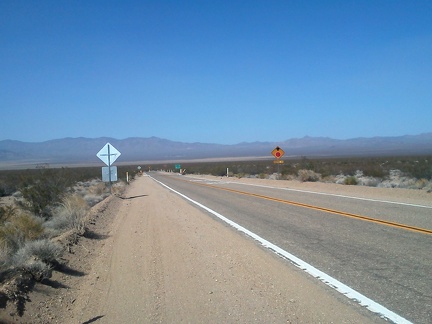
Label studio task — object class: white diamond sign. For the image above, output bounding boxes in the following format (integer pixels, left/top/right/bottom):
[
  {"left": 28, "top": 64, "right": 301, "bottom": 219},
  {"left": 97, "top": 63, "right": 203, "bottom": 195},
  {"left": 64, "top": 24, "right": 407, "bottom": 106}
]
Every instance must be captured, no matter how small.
[{"left": 97, "top": 143, "right": 121, "bottom": 166}]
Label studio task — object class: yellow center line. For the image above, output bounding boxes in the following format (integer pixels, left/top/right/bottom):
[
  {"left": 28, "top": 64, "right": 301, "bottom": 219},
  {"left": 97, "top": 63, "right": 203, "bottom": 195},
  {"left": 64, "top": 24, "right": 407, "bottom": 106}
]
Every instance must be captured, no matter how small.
[{"left": 178, "top": 177, "right": 432, "bottom": 235}]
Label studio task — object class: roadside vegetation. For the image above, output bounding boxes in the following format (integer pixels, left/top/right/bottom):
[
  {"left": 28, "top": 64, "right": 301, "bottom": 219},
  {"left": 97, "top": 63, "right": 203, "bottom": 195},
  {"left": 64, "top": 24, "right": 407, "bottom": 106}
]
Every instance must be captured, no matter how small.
[{"left": 0, "top": 166, "right": 137, "bottom": 315}]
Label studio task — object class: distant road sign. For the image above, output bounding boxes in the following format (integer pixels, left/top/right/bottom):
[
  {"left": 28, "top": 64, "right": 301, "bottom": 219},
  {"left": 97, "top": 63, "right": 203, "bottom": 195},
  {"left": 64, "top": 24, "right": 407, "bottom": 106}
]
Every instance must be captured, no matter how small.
[
  {"left": 97, "top": 143, "right": 121, "bottom": 166},
  {"left": 175, "top": 164, "right": 181, "bottom": 169},
  {"left": 271, "top": 146, "right": 285, "bottom": 159}
]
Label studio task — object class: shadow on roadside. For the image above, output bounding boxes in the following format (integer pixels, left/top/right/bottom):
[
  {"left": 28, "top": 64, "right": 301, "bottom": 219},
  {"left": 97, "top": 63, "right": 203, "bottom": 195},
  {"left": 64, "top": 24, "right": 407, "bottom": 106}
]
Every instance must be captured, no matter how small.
[
  {"left": 82, "top": 315, "right": 105, "bottom": 323},
  {"left": 56, "top": 263, "right": 85, "bottom": 277},
  {"left": 40, "top": 278, "right": 69, "bottom": 289},
  {"left": 117, "top": 194, "right": 148, "bottom": 200},
  {"left": 83, "top": 230, "right": 109, "bottom": 240}
]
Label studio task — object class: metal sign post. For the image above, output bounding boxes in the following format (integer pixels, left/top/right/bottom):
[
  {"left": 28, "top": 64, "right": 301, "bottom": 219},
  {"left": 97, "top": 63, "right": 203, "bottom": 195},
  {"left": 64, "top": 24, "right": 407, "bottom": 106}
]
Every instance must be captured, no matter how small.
[
  {"left": 108, "top": 144, "right": 111, "bottom": 185},
  {"left": 271, "top": 146, "right": 285, "bottom": 176}
]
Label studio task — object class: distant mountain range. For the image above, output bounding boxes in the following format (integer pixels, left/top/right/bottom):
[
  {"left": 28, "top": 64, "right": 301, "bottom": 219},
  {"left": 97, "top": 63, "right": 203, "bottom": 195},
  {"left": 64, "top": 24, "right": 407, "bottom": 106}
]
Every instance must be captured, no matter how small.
[{"left": 1, "top": 133, "right": 432, "bottom": 169}]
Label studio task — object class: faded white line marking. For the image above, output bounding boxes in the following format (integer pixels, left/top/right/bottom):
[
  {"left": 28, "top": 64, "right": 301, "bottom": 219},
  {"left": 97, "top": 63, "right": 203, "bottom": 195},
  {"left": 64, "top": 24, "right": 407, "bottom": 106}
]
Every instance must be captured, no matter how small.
[
  {"left": 187, "top": 176, "right": 431, "bottom": 209},
  {"left": 150, "top": 175, "right": 412, "bottom": 324}
]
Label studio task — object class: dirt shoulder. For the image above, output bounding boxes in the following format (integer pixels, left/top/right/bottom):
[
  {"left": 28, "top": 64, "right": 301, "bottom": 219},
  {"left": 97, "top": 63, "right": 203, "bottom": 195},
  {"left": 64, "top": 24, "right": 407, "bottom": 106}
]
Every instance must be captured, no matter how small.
[{"left": 3, "top": 174, "right": 414, "bottom": 323}]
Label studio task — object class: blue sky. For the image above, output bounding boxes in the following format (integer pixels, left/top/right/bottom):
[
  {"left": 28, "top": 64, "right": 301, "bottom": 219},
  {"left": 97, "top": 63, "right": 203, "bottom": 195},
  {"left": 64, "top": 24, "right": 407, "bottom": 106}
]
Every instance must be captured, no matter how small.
[{"left": 1, "top": 1, "right": 431, "bottom": 144}]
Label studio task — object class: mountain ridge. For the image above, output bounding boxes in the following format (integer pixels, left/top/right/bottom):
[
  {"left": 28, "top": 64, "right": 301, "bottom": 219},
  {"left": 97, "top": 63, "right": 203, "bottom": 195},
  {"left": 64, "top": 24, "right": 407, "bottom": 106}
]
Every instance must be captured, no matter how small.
[{"left": 1, "top": 133, "right": 432, "bottom": 169}]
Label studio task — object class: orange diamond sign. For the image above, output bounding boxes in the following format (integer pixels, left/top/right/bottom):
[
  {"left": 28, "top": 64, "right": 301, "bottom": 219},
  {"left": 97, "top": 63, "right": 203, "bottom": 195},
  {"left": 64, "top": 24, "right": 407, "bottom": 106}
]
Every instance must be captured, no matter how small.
[{"left": 271, "top": 146, "right": 285, "bottom": 159}]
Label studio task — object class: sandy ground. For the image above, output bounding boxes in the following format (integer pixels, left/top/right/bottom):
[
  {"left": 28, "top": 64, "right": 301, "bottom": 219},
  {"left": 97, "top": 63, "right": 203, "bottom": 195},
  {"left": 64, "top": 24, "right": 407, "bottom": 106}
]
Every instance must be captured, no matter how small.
[{"left": 3, "top": 174, "right": 431, "bottom": 323}]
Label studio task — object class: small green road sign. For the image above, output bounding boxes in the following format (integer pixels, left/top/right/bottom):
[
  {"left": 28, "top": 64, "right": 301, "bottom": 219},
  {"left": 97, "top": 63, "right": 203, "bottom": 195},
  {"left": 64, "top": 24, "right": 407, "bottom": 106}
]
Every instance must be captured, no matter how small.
[{"left": 175, "top": 164, "right": 181, "bottom": 169}]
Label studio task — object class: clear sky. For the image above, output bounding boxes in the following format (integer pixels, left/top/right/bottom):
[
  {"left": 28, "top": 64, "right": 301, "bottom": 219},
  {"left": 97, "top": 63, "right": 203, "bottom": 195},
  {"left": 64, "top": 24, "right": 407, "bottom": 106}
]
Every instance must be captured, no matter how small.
[{"left": 1, "top": 1, "right": 431, "bottom": 144}]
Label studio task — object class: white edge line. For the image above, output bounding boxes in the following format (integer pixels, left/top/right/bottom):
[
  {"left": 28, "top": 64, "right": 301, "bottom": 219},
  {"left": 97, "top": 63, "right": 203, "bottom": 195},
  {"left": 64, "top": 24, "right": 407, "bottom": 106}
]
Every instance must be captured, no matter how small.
[
  {"left": 150, "top": 175, "right": 412, "bottom": 324},
  {"left": 189, "top": 176, "right": 431, "bottom": 209}
]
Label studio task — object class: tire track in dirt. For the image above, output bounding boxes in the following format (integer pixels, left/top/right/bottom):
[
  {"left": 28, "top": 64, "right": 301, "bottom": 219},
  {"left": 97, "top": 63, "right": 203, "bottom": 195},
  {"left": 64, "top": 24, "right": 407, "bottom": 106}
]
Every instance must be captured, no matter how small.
[{"left": 146, "top": 197, "right": 166, "bottom": 323}]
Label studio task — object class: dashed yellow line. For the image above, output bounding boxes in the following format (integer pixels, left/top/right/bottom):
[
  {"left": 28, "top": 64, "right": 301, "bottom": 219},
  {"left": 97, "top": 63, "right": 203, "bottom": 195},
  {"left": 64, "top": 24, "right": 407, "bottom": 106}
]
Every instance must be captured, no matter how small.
[{"left": 178, "top": 177, "right": 432, "bottom": 235}]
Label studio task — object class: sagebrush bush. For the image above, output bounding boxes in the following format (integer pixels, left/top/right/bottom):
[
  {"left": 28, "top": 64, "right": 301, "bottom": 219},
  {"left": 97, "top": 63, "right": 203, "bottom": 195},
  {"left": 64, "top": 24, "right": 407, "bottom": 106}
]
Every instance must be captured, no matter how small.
[{"left": 12, "top": 239, "right": 63, "bottom": 267}]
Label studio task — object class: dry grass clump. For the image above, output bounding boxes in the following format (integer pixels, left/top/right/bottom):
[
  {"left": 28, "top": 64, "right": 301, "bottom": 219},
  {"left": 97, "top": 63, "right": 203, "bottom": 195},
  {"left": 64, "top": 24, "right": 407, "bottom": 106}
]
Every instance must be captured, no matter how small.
[
  {"left": 44, "top": 195, "right": 88, "bottom": 236},
  {"left": 0, "top": 212, "right": 44, "bottom": 255}
]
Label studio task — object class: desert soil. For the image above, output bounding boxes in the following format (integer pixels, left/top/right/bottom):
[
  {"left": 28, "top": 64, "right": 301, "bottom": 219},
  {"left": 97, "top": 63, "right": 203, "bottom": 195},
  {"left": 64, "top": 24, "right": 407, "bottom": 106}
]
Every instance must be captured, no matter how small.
[{"left": 3, "top": 174, "right": 430, "bottom": 323}]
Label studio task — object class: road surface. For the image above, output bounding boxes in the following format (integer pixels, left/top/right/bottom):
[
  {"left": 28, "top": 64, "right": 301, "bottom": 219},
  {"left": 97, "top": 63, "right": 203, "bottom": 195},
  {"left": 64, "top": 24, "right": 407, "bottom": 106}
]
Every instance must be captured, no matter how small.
[{"left": 66, "top": 172, "right": 431, "bottom": 323}]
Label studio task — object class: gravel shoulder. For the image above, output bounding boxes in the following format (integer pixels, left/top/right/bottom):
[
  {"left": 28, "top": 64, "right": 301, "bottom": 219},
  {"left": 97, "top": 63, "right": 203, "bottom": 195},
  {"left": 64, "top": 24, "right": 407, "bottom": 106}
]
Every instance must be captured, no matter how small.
[{"left": 5, "top": 174, "right": 428, "bottom": 323}]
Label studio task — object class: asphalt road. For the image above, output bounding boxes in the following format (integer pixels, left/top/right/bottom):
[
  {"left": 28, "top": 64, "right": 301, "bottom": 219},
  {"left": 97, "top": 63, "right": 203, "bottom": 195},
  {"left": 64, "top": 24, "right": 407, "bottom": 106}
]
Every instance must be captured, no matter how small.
[{"left": 149, "top": 172, "right": 432, "bottom": 324}]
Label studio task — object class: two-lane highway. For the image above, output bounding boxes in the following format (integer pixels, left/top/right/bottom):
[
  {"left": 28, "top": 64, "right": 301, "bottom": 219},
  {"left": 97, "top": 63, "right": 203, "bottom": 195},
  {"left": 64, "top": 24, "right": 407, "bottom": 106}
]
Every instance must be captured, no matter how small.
[{"left": 149, "top": 172, "right": 432, "bottom": 324}]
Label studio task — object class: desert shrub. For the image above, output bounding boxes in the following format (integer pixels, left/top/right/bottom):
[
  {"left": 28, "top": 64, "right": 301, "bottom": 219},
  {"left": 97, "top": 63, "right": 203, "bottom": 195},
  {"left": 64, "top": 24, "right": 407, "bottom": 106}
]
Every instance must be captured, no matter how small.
[
  {"left": 12, "top": 239, "right": 63, "bottom": 266},
  {"left": 19, "top": 258, "right": 52, "bottom": 281},
  {"left": 415, "top": 178, "right": 429, "bottom": 189},
  {"left": 0, "top": 245, "right": 8, "bottom": 269},
  {"left": 357, "top": 176, "right": 380, "bottom": 187},
  {"left": 403, "top": 159, "right": 432, "bottom": 180},
  {"left": 362, "top": 166, "right": 386, "bottom": 178},
  {"left": 281, "top": 164, "right": 298, "bottom": 177},
  {"left": 0, "top": 205, "right": 17, "bottom": 224},
  {"left": 19, "top": 170, "right": 72, "bottom": 219},
  {"left": 300, "top": 157, "right": 315, "bottom": 170},
  {"left": 11, "top": 239, "right": 62, "bottom": 281},
  {"left": 344, "top": 176, "right": 358, "bottom": 185},
  {"left": 44, "top": 195, "right": 88, "bottom": 235},
  {"left": 0, "top": 180, "right": 16, "bottom": 197},
  {"left": 0, "top": 212, "right": 44, "bottom": 254},
  {"left": 378, "top": 169, "right": 418, "bottom": 188},
  {"left": 298, "top": 169, "right": 321, "bottom": 182},
  {"left": 19, "top": 184, "right": 60, "bottom": 219},
  {"left": 0, "top": 170, "right": 22, "bottom": 197}
]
